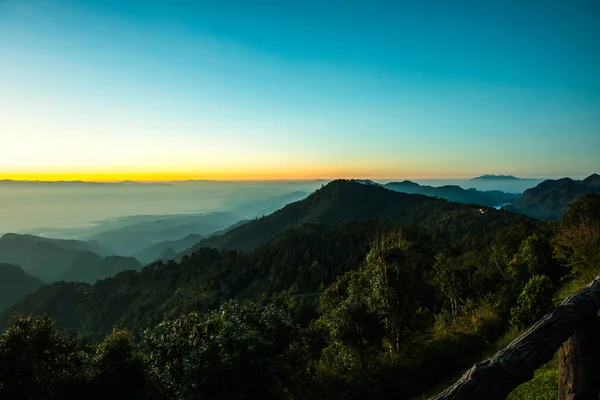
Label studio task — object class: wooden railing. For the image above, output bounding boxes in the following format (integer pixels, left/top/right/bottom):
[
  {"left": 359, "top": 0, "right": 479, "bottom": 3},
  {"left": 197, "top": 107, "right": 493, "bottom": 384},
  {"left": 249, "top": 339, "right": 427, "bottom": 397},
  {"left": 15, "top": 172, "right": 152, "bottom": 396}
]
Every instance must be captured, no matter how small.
[{"left": 430, "top": 275, "right": 600, "bottom": 400}]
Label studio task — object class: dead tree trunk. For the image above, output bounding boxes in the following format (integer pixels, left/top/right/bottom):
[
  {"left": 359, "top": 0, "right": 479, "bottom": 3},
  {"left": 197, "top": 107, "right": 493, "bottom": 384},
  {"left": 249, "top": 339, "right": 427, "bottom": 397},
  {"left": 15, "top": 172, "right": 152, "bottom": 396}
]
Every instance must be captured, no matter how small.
[
  {"left": 558, "top": 316, "right": 600, "bottom": 400},
  {"left": 430, "top": 275, "right": 600, "bottom": 400}
]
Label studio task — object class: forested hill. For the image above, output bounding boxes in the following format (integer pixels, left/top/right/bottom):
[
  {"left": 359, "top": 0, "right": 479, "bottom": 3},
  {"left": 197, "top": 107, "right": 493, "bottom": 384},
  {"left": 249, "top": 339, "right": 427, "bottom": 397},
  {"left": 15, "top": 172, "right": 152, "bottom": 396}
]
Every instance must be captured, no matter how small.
[
  {"left": 182, "top": 179, "right": 525, "bottom": 255},
  {"left": 4, "top": 193, "right": 597, "bottom": 400},
  {"left": 505, "top": 173, "right": 600, "bottom": 220},
  {"left": 383, "top": 180, "right": 518, "bottom": 207},
  {"left": 2, "top": 182, "right": 540, "bottom": 339},
  {"left": 0, "top": 234, "right": 141, "bottom": 283},
  {"left": 0, "top": 263, "right": 43, "bottom": 310}
]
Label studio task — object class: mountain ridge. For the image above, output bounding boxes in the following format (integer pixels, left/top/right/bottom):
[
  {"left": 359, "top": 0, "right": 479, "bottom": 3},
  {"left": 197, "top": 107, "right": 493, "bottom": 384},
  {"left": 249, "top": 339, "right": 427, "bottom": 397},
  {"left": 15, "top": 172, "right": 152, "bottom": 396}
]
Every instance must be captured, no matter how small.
[
  {"left": 383, "top": 180, "right": 518, "bottom": 207},
  {"left": 0, "top": 263, "right": 44, "bottom": 310},
  {"left": 180, "top": 179, "right": 528, "bottom": 256},
  {"left": 0, "top": 234, "right": 141, "bottom": 283},
  {"left": 505, "top": 173, "right": 600, "bottom": 220}
]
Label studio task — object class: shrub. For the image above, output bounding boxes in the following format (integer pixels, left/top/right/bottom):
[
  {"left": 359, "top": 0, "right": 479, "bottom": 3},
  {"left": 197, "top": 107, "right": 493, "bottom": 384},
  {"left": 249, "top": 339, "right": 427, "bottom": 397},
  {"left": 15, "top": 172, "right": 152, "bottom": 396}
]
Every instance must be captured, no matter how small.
[{"left": 510, "top": 275, "right": 555, "bottom": 329}]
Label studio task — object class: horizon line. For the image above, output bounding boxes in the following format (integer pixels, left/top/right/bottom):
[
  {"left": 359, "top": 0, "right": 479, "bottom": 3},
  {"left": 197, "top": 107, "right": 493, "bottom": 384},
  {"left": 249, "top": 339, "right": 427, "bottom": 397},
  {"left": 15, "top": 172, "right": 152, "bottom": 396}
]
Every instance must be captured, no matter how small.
[{"left": 0, "top": 175, "right": 570, "bottom": 184}]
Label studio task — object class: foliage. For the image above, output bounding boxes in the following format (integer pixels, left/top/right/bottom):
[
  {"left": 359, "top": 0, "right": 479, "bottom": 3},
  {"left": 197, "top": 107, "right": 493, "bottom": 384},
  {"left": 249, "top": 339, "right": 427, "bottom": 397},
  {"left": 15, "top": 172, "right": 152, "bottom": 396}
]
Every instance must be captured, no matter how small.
[
  {"left": 0, "top": 315, "right": 90, "bottom": 399},
  {"left": 553, "top": 194, "right": 600, "bottom": 281},
  {"left": 432, "top": 253, "right": 466, "bottom": 317},
  {"left": 0, "top": 263, "right": 43, "bottom": 310},
  {"left": 142, "top": 301, "right": 302, "bottom": 399},
  {"left": 510, "top": 275, "right": 555, "bottom": 330},
  {"left": 89, "top": 329, "right": 158, "bottom": 398},
  {"left": 3, "top": 180, "right": 595, "bottom": 398}
]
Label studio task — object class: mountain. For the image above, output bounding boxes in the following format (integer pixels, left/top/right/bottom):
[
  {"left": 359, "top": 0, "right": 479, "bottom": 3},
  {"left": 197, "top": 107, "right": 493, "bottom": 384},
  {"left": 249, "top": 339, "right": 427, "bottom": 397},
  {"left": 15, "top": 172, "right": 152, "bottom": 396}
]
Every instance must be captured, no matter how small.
[
  {"left": 232, "top": 191, "right": 309, "bottom": 219},
  {"left": 472, "top": 174, "right": 522, "bottom": 180},
  {"left": 383, "top": 180, "right": 518, "bottom": 207},
  {"left": 0, "top": 263, "right": 44, "bottom": 310},
  {"left": 1, "top": 178, "right": 549, "bottom": 399},
  {"left": 83, "top": 191, "right": 309, "bottom": 260},
  {"left": 1, "top": 194, "right": 538, "bottom": 339},
  {"left": 132, "top": 234, "right": 203, "bottom": 264},
  {"left": 505, "top": 173, "right": 600, "bottom": 220},
  {"left": 181, "top": 179, "right": 528, "bottom": 255},
  {"left": 86, "top": 212, "right": 241, "bottom": 256},
  {"left": 352, "top": 179, "right": 381, "bottom": 186},
  {"left": 583, "top": 173, "right": 600, "bottom": 186},
  {"left": 182, "top": 180, "right": 431, "bottom": 253},
  {"left": 0, "top": 234, "right": 140, "bottom": 283},
  {"left": 58, "top": 253, "right": 141, "bottom": 283}
]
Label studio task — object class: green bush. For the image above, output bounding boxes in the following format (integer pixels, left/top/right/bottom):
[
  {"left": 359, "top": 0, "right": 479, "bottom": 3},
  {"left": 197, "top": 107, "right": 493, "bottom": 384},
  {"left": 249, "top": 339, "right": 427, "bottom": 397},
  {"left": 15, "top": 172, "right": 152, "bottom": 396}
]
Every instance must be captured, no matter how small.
[{"left": 510, "top": 275, "right": 555, "bottom": 330}]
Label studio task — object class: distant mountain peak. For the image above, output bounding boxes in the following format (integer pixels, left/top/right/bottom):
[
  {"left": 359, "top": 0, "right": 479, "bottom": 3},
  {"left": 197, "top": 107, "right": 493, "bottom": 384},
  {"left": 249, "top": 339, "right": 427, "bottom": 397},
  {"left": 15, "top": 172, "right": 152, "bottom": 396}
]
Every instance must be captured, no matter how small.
[
  {"left": 583, "top": 173, "right": 600, "bottom": 185},
  {"left": 472, "top": 174, "right": 521, "bottom": 180},
  {"left": 397, "top": 180, "right": 420, "bottom": 185},
  {"left": 383, "top": 180, "right": 518, "bottom": 208}
]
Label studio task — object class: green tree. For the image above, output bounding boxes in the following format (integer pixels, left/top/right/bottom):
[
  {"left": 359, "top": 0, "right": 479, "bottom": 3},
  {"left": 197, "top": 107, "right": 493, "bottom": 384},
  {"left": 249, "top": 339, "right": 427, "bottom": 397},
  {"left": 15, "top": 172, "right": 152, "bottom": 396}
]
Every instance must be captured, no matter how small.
[
  {"left": 89, "top": 329, "right": 158, "bottom": 398},
  {"left": 432, "top": 253, "right": 465, "bottom": 318},
  {"left": 516, "top": 234, "right": 557, "bottom": 278},
  {"left": 142, "top": 301, "right": 299, "bottom": 399},
  {"left": 0, "top": 315, "right": 90, "bottom": 399},
  {"left": 554, "top": 194, "right": 600, "bottom": 281},
  {"left": 510, "top": 275, "right": 555, "bottom": 329},
  {"left": 316, "top": 231, "right": 427, "bottom": 378}
]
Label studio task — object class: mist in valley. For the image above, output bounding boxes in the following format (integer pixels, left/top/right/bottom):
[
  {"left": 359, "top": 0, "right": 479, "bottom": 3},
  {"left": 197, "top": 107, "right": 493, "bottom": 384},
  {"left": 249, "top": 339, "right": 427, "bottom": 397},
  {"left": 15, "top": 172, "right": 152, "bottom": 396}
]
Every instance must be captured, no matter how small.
[
  {"left": 0, "top": 180, "right": 323, "bottom": 237},
  {"left": 0, "top": 178, "right": 543, "bottom": 240}
]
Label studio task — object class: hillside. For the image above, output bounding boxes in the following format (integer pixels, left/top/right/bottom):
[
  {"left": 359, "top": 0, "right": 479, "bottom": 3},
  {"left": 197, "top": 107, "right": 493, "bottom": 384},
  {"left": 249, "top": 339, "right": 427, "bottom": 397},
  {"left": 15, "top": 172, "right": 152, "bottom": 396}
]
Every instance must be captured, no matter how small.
[
  {"left": 86, "top": 212, "right": 241, "bottom": 256},
  {"left": 0, "top": 234, "right": 141, "bottom": 283},
  {"left": 505, "top": 173, "right": 600, "bottom": 220},
  {"left": 181, "top": 180, "right": 451, "bottom": 253},
  {"left": 58, "top": 253, "right": 142, "bottom": 283},
  {"left": 232, "top": 190, "right": 309, "bottom": 218},
  {"left": 0, "top": 194, "right": 556, "bottom": 399},
  {"left": 383, "top": 180, "right": 518, "bottom": 207},
  {"left": 182, "top": 179, "right": 529, "bottom": 255},
  {"left": 0, "top": 263, "right": 43, "bottom": 310},
  {"left": 2, "top": 180, "right": 538, "bottom": 338},
  {"left": 134, "top": 219, "right": 250, "bottom": 263},
  {"left": 132, "top": 234, "right": 203, "bottom": 264}
]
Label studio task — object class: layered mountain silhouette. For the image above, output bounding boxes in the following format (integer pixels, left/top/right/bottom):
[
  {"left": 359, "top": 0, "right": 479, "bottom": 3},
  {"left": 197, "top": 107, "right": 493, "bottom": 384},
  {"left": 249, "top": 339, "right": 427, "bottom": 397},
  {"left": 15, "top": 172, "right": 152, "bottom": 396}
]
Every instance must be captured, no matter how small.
[
  {"left": 0, "top": 263, "right": 43, "bottom": 310},
  {"left": 86, "top": 212, "right": 241, "bottom": 257},
  {"left": 232, "top": 191, "right": 309, "bottom": 218},
  {"left": 0, "top": 234, "right": 141, "bottom": 283},
  {"left": 135, "top": 218, "right": 253, "bottom": 263},
  {"left": 2, "top": 179, "right": 536, "bottom": 338},
  {"left": 181, "top": 179, "right": 528, "bottom": 255},
  {"left": 505, "top": 173, "right": 600, "bottom": 220},
  {"left": 383, "top": 181, "right": 518, "bottom": 207}
]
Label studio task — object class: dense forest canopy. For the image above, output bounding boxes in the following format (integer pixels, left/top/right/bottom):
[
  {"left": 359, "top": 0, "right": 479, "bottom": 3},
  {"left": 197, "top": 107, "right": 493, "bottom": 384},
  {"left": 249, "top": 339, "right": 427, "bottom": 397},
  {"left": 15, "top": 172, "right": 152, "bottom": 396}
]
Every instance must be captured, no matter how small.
[{"left": 1, "top": 181, "right": 599, "bottom": 399}]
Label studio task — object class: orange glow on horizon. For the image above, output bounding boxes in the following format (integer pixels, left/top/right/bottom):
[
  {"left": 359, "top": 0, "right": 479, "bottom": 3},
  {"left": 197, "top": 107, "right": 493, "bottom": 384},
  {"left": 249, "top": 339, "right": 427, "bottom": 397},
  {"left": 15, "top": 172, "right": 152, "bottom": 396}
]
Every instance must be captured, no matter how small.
[{"left": 0, "top": 168, "right": 472, "bottom": 182}]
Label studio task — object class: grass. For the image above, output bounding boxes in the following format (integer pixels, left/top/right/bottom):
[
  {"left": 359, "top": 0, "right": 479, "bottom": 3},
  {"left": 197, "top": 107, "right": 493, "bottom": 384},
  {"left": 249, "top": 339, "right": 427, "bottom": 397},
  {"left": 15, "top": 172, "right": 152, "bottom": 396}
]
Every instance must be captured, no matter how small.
[
  {"left": 507, "top": 354, "right": 558, "bottom": 400},
  {"left": 417, "top": 276, "right": 593, "bottom": 399},
  {"left": 553, "top": 276, "right": 590, "bottom": 306}
]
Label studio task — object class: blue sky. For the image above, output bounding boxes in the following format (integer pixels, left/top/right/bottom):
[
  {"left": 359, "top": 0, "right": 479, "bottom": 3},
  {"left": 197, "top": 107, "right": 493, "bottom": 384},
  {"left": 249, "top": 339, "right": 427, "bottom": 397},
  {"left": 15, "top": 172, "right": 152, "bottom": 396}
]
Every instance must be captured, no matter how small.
[{"left": 1, "top": 0, "right": 598, "bottom": 180}]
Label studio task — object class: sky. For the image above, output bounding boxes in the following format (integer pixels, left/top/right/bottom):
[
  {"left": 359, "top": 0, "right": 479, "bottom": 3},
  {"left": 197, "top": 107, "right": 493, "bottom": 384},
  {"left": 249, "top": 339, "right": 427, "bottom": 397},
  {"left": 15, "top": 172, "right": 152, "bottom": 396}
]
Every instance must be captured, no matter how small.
[{"left": 1, "top": 0, "right": 599, "bottom": 181}]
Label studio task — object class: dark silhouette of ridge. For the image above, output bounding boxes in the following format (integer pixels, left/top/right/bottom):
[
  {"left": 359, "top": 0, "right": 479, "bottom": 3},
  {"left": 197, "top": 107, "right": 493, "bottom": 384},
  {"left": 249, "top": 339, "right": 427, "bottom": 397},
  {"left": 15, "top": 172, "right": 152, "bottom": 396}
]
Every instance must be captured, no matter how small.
[
  {"left": 180, "top": 179, "right": 526, "bottom": 255},
  {"left": 505, "top": 173, "right": 600, "bottom": 220},
  {"left": 0, "top": 263, "right": 44, "bottom": 310},
  {"left": 0, "top": 234, "right": 141, "bottom": 283},
  {"left": 384, "top": 180, "right": 518, "bottom": 207}
]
